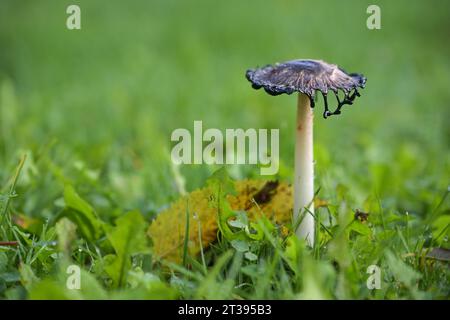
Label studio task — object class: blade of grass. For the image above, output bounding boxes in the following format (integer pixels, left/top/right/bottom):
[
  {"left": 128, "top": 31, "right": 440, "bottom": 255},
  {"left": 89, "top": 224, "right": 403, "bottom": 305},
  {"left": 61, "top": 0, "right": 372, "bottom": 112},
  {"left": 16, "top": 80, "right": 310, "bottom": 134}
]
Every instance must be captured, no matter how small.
[
  {"left": 1, "top": 154, "right": 27, "bottom": 261},
  {"left": 0, "top": 154, "right": 26, "bottom": 227},
  {"left": 182, "top": 199, "right": 190, "bottom": 267},
  {"left": 196, "top": 213, "right": 207, "bottom": 275},
  {"left": 426, "top": 187, "right": 449, "bottom": 224}
]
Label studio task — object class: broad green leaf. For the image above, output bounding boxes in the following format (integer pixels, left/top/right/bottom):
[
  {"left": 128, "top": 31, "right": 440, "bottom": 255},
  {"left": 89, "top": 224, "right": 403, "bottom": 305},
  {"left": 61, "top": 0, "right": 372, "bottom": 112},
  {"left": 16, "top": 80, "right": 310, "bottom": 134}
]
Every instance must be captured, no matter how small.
[
  {"left": 206, "top": 167, "right": 246, "bottom": 241},
  {"left": 29, "top": 265, "right": 107, "bottom": 300},
  {"left": 104, "top": 210, "right": 150, "bottom": 288},
  {"left": 0, "top": 252, "right": 7, "bottom": 273},
  {"left": 19, "top": 263, "right": 39, "bottom": 291},
  {"left": 0, "top": 271, "right": 20, "bottom": 283},
  {"left": 207, "top": 167, "right": 236, "bottom": 197},
  {"left": 230, "top": 239, "right": 249, "bottom": 252},
  {"left": 55, "top": 217, "right": 77, "bottom": 254},
  {"left": 244, "top": 251, "right": 258, "bottom": 261},
  {"left": 298, "top": 254, "right": 335, "bottom": 300},
  {"left": 246, "top": 217, "right": 273, "bottom": 241},
  {"left": 72, "top": 268, "right": 108, "bottom": 300},
  {"left": 123, "top": 269, "right": 178, "bottom": 299},
  {"left": 385, "top": 250, "right": 421, "bottom": 290},
  {"left": 61, "top": 185, "right": 103, "bottom": 242},
  {"left": 284, "top": 235, "right": 303, "bottom": 272},
  {"left": 349, "top": 221, "right": 372, "bottom": 236},
  {"left": 29, "top": 280, "right": 71, "bottom": 300},
  {"left": 228, "top": 211, "right": 248, "bottom": 229},
  {"left": 110, "top": 285, "right": 178, "bottom": 300},
  {"left": 103, "top": 254, "right": 129, "bottom": 289}
]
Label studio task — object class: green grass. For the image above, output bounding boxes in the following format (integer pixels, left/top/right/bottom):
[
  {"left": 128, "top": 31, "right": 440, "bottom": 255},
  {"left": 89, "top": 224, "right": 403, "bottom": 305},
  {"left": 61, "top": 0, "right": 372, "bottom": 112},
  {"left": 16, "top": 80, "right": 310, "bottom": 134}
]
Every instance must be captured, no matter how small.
[{"left": 0, "top": 0, "right": 449, "bottom": 299}]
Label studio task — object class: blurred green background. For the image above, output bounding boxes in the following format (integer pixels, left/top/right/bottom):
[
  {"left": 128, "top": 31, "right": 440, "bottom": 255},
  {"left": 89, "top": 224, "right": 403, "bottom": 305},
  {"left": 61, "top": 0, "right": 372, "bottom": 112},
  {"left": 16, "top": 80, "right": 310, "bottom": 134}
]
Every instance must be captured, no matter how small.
[{"left": 0, "top": 0, "right": 449, "bottom": 221}]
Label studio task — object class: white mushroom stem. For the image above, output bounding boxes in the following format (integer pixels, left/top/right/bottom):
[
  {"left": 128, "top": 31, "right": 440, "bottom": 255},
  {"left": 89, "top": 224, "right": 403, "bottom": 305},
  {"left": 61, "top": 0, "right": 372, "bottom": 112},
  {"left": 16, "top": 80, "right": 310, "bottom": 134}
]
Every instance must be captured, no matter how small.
[{"left": 294, "top": 93, "right": 315, "bottom": 246}]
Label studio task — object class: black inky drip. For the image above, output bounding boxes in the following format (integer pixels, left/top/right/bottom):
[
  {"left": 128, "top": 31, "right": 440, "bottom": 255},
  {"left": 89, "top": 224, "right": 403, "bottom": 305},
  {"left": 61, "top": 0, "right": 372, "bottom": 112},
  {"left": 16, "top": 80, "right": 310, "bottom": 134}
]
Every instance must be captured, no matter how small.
[{"left": 320, "top": 88, "right": 361, "bottom": 119}]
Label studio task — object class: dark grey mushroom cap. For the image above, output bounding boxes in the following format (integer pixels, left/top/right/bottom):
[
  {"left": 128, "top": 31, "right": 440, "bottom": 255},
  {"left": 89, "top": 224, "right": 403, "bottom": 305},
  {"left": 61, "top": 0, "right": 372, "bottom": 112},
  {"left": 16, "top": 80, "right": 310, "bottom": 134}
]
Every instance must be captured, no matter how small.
[
  {"left": 246, "top": 59, "right": 365, "bottom": 97},
  {"left": 246, "top": 59, "right": 367, "bottom": 118}
]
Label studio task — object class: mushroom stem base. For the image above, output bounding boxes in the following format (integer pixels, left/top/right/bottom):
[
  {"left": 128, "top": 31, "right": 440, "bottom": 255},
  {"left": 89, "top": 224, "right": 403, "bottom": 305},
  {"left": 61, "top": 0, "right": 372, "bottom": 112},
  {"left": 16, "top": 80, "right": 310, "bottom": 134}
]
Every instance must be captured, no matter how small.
[{"left": 294, "top": 93, "right": 315, "bottom": 246}]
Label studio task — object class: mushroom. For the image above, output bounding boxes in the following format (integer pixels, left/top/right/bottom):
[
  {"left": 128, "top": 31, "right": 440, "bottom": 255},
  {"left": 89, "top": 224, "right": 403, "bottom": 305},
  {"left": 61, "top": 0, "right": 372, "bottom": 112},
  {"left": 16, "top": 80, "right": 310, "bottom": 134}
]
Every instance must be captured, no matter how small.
[{"left": 246, "top": 59, "right": 366, "bottom": 246}]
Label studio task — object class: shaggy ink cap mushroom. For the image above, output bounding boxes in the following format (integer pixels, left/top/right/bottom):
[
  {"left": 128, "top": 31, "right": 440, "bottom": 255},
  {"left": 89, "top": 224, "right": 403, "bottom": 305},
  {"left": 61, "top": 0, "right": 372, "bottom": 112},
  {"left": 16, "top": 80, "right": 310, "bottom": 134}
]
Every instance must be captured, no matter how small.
[
  {"left": 246, "top": 59, "right": 366, "bottom": 118},
  {"left": 245, "top": 58, "right": 367, "bottom": 246}
]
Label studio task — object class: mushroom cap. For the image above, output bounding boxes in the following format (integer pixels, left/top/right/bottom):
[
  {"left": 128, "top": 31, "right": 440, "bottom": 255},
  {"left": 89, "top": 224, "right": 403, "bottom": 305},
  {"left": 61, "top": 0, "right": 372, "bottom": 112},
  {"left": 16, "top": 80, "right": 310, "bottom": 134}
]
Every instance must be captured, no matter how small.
[{"left": 246, "top": 59, "right": 366, "bottom": 98}]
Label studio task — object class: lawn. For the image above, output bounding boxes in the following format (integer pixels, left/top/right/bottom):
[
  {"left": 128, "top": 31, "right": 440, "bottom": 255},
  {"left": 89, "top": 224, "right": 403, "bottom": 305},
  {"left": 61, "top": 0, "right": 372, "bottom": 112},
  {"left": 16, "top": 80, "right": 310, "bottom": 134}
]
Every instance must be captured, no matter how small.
[{"left": 0, "top": 0, "right": 449, "bottom": 299}]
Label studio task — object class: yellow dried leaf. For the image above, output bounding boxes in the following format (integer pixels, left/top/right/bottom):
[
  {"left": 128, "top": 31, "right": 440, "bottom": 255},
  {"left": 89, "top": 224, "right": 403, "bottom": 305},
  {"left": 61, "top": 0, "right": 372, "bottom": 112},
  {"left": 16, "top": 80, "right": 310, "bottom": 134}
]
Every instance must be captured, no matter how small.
[
  {"left": 314, "top": 198, "right": 329, "bottom": 208},
  {"left": 148, "top": 180, "right": 293, "bottom": 263}
]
